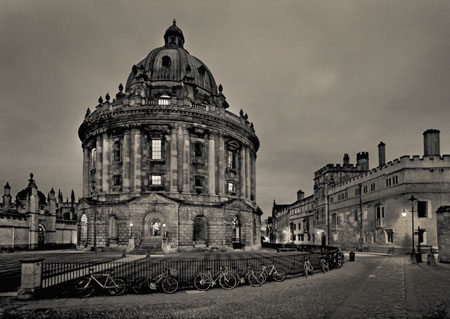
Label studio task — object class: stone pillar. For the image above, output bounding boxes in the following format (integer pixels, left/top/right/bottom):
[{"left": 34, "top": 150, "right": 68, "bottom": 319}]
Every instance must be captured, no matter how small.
[
  {"left": 246, "top": 146, "right": 251, "bottom": 199},
  {"left": 170, "top": 127, "right": 178, "bottom": 193},
  {"left": 123, "top": 130, "right": 131, "bottom": 192},
  {"left": 177, "top": 126, "right": 184, "bottom": 192},
  {"left": 82, "top": 148, "right": 89, "bottom": 197},
  {"left": 251, "top": 151, "right": 256, "bottom": 201},
  {"left": 17, "top": 258, "right": 44, "bottom": 300},
  {"left": 47, "top": 191, "right": 56, "bottom": 246},
  {"left": 95, "top": 137, "right": 103, "bottom": 193},
  {"left": 240, "top": 146, "right": 245, "bottom": 197},
  {"left": 29, "top": 187, "right": 38, "bottom": 249},
  {"left": 182, "top": 128, "right": 190, "bottom": 193},
  {"left": 102, "top": 134, "right": 110, "bottom": 193},
  {"left": 132, "top": 129, "right": 142, "bottom": 192},
  {"left": 208, "top": 133, "right": 216, "bottom": 195},
  {"left": 218, "top": 133, "right": 225, "bottom": 195}
]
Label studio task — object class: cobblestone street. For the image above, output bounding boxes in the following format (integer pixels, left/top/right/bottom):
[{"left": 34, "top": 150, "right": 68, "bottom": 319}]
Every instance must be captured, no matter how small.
[{"left": 1, "top": 254, "right": 450, "bottom": 318}]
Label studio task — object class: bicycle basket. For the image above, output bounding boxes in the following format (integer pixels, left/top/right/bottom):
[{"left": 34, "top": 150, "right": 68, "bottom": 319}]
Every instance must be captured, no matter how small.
[{"left": 168, "top": 268, "right": 178, "bottom": 277}]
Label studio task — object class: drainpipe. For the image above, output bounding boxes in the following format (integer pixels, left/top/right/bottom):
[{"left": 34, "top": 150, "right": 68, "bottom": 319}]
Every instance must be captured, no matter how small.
[
  {"left": 326, "top": 195, "right": 330, "bottom": 246},
  {"left": 359, "top": 184, "right": 363, "bottom": 251}
]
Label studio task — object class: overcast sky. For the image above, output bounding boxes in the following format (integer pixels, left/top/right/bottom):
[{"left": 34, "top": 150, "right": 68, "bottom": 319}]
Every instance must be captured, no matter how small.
[{"left": 1, "top": 0, "right": 450, "bottom": 218}]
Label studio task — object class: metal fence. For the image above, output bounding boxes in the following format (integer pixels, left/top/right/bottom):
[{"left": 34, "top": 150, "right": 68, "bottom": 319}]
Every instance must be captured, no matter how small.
[{"left": 41, "top": 249, "right": 339, "bottom": 296}]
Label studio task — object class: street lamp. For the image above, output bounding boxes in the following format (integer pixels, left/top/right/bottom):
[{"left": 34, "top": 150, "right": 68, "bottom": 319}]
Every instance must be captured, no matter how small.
[
  {"left": 408, "top": 195, "right": 417, "bottom": 255},
  {"left": 130, "top": 223, "right": 133, "bottom": 238}
]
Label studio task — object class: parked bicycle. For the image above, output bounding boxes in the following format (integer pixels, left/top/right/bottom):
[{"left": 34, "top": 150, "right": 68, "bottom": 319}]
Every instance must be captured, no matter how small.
[
  {"left": 194, "top": 266, "right": 237, "bottom": 291},
  {"left": 260, "top": 263, "right": 286, "bottom": 283},
  {"left": 330, "top": 251, "right": 344, "bottom": 269},
  {"left": 74, "top": 267, "right": 127, "bottom": 297},
  {"left": 319, "top": 254, "right": 329, "bottom": 273},
  {"left": 303, "top": 256, "right": 314, "bottom": 277},
  {"left": 132, "top": 267, "right": 179, "bottom": 294},
  {"left": 231, "top": 264, "right": 265, "bottom": 288}
]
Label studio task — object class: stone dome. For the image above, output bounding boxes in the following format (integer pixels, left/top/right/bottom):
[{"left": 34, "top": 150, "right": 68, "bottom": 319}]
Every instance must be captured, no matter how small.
[{"left": 125, "top": 20, "right": 218, "bottom": 96}]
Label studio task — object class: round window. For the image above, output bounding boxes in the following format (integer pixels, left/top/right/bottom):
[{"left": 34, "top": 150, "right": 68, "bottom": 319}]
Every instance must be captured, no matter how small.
[{"left": 162, "top": 56, "right": 171, "bottom": 67}]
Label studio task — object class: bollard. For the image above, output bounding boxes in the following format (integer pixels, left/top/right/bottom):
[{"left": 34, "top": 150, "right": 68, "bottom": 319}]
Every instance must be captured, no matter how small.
[
  {"left": 427, "top": 249, "right": 437, "bottom": 266},
  {"left": 349, "top": 251, "right": 355, "bottom": 262},
  {"left": 17, "top": 258, "right": 45, "bottom": 300}
]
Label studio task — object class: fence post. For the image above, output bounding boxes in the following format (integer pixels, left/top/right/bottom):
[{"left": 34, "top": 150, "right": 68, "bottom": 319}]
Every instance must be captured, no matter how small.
[{"left": 17, "top": 258, "right": 45, "bottom": 300}]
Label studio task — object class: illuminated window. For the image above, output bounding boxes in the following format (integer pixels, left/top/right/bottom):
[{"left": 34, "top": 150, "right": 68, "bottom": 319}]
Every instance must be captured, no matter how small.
[
  {"left": 228, "top": 181, "right": 235, "bottom": 194},
  {"left": 151, "top": 175, "right": 162, "bottom": 185},
  {"left": 151, "top": 139, "right": 162, "bottom": 160},
  {"left": 91, "top": 148, "right": 96, "bottom": 167},
  {"left": 158, "top": 95, "right": 170, "bottom": 106}
]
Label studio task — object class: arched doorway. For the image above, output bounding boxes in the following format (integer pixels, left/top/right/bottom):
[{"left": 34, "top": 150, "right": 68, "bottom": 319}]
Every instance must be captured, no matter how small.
[
  {"left": 108, "top": 216, "right": 118, "bottom": 246},
  {"left": 80, "top": 214, "right": 88, "bottom": 246},
  {"left": 38, "top": 224, "right": 46, "bottom": 248},
  {"left": 193, "top": 216, "right": 208, "bottom": 245},
  {"left": 232, "top": 216, "right": 241, "bottom": 248}
]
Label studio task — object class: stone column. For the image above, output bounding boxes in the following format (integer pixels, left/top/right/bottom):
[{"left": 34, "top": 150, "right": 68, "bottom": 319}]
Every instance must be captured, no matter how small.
[
  {"left": 82, "top": 148, "right": 89, "bottom": 197},
  {"left": 170, "top": 127, "right": 178, "bottom": 193},
  {"left": 208, "top": 133, "right": 216, "bottom": 195},
  {"left": 182, "top": 128, "right": 190, "bottom": 193},
  {"left": 218, "top": 133, "right": 225, "bottom": 195},
  {"left": 251, "top": 151, "right": 256, "bottom": 201},
  {"left": 123, "top": 130, "right": 131, "bottom": 192},
  {"left": 177, "top": 126, "right": 184, "bottom": 192},
  {"left": 246, "top": 146, "right": 251, "bottom": 199},
  {"left": 95, "top": 137, "right": 103, "bottom": 193},
  {"left": 132, "top": 128, "right": 142, "bottom": 192},
  {"left": 240, "top": 146, "right": 246, "bottom": 197},
  {"left": 102, "top": 134, "right": 110, "bottom": 193}
]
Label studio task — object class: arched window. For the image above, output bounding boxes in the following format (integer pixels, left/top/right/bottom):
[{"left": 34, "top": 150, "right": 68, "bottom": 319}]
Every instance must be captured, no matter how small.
[
  {"left": 232, "top": 216, "right": 241, "bottom": 243},
  {"left": 113, "top": 141, "right": 121, "bottom": 163},
  {"left": 109, "top": 216, "right": 118, "bottom": 239},
  {"left": 193, "top": 216, "right": 207, "bottom": 242},
  {"left": 80, "top": 214, "right": 88, "bottom": 244}
]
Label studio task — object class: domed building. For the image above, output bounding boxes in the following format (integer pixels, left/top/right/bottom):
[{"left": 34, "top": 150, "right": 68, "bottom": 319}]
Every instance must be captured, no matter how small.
[{"left": 77, "top": 21, "right": 261, "bottom": 251}]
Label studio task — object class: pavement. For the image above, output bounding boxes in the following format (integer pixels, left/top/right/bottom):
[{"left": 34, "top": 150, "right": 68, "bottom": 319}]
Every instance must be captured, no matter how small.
[{"left": 1, "top": 253, "right": 450, "bottom": 318}]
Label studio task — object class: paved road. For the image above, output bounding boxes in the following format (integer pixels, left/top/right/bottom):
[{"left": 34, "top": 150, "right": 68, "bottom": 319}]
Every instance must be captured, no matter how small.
[{"left": 1, "top": 254, "right": 450, "bottom": 318}]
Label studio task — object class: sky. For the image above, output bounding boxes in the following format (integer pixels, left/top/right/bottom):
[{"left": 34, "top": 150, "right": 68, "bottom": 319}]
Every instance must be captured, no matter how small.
[{"left": 1, "top": 0, "right": 450, "bottom": 218}]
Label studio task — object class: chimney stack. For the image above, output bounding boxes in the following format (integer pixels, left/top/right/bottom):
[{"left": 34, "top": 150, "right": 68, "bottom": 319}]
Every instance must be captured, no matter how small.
[
  {"left": 423, "top": 129, "right": 440, "bottom": 156},
  {"left": 378, "top": 142, "right": 386, "bottom": 167},
  {"left": 356, "top": 152, "right": 369, "bottom": 171},
  {"left": 343, "top": 154, "right": 350, "bottom": 166},
  {"left": 297, "top": 190, "right": 305, "bottom": 201}
]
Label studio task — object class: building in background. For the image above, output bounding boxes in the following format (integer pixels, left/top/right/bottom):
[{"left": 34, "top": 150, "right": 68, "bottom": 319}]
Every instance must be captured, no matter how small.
[
  {"left": 0, "top": 174, "right": 77, "bottom": 250},
  {"left": 76, "top": 21, "right": 262, "bottom": 252},
  {"left": 272, "top": 129, "right": 448, "bottom": 253}
]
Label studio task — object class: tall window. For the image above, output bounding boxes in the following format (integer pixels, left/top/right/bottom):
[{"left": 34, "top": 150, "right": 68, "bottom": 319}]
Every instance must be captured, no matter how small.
[
  {"left": 418, "top": 201, "right": 428, "bottom": 218},
  {"left": 194, "top": 142, "right": 204, "bottom": 163},
  {"left": 375, "top": 206, "right": 385, "bottom": 228},
  {"left": 91, "top": 148, "right": 96, "bottom": 167},
  {"left": 193, "top": 216, "right": 207, "bottom": 242},
  {"left": 151, "top": 139, "right": 162, "bottom": 160},
  {"left": 109, "top": 216, "right": 118, "bottom": 239},
  {"left": 151, "top": 175, "right": 162, "bottom": 185},
  {"left": 386, "top": 230, "right": 393, "bottom": 243},
  {"left": 113, "top": 141, "right": 121, "bottom": 163},
  {"left": 232, "top": 216, "right": 241, "bottom": 243},
  {"left": 227, "top": 150, "right": 236, "bottom": 169}
]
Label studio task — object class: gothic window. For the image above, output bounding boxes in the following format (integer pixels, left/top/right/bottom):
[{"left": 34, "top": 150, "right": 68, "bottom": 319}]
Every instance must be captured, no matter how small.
[
  {"left": 112, "top": 141, "right": 121, "bottom": 163},
  {"left": 232, "top": 216, "right": 241, "bottom": 243},
  {"left": 109, "top": 216, "right": 118, "bottom": 239},
  {"left": 151, "top": 175, "right": 162, "bottom": 185},
  {"left": 158, "top": 95, "right": 170, "bottom": 106},
  {"left": 151, "top": 138, "right": 162, "bottom": 159},
  {"left": 193, "top": 216, "right": 207, "bottom": 242},
  {"left": 91, "top": 148, "right": 96, "bottom": 167}
]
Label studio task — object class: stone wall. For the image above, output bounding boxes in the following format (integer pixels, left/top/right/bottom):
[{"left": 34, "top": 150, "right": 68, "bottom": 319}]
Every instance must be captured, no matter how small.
[{"left": 436, "top": 206, "right": 450, "bottom": 262}]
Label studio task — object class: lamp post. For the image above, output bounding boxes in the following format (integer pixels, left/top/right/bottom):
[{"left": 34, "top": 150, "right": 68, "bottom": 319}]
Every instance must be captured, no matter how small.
[
  {"left": 130, "top": 223, "right": 133, "bottom": 238},
  {"left": 408, "top": 195, "right": 417, "bottom": 255}
]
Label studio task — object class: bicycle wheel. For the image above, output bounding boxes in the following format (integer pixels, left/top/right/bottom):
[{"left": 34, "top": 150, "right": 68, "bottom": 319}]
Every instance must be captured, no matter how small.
[
  {"left": 108, "top": 278, "right": 127, "bottom": 296},
  {"left": 247, "top": 271, "right": 264, "bottom": 287},
  {"left": 131, "top": 277, "right": 147, "bottom": 294},
  {"left": 161, "top": 276, "right": 178, "bottom": 294},
  {"left": 194, "top": 273, "right": 211, "bottom": 291},
  {"left": 75, "top": 278, "right": 95, "bottom": 298},
  {"left": 260, "top": 271, "right": 268, "bottom": 284},
  {"left": 219, "top": 273, "right": 237, "bottom": 290},
  {"left": 272, "top": 268, "right": 287, "bottom": 282}
]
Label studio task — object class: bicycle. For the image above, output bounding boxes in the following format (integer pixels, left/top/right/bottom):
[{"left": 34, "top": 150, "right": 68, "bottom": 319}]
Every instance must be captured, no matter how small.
[
  {"left": 231, "top": 264, "right": 265, "bottom": 288},
  {"left": 260, "top": 263, "right": 286, "bottom": 283},
  {"left": 330, "top": 251, "right": 343, "bottom": 269},
  {"left": 74, "top": 267, "right": 127, "bottom": 297},
  {"left": 132, "top": 267, "right": 179, "bottom": 294},
  {"left": 319, "top": 254, "right": 329, "bottom": 273},
  {"left": 194, "top": 266, "right": 237, "bottom": 291},
  {"left": 303, "top": 256, "right": 314, "bottom": 278}
]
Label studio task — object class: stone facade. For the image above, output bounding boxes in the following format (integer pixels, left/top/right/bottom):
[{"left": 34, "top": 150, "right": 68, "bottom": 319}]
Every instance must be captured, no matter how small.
[
  {"left": 76, "top": 21, "right": 262, "bottom": 252},
  {"left": 436, "top": 206, "right": 450, "bottom": 262},
  {"left": 273, "top": 130, "right": 450, "bottom": 254},
  {"left": 0, "top": 174, "right": 77, "bottom": 250}
]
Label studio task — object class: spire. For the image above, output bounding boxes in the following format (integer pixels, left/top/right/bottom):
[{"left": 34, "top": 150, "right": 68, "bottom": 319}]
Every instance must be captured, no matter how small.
[
  {"left": 71, "top": 190, "right": 75, "bottom": 203},
  {"left": 4, "top": 182, "right": 10, "bottom": 190},
  {"left": 28, "top": 173, "right": 36, "bottom": 188}
]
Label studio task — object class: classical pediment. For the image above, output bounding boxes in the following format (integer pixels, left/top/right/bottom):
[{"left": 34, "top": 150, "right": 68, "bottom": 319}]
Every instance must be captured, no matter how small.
[
  {"left": 223, "top": 199, "right": 254, "bottom": 212},
  {"left": 129, "top": 193, "right": 179, "bottom": 206}
]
